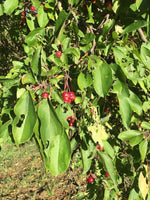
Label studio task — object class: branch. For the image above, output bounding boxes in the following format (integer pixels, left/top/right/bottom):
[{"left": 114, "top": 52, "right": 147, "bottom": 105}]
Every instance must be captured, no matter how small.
[{"left": 138, "top": 28, "right": 148, "bottom": 42}]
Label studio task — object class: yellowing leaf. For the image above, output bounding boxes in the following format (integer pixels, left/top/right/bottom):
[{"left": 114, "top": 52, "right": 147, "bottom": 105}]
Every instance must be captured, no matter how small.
[
  {"left": 88, "top": 123, "right": 108, "bottom": 147},
  {"left": 138, "top": 172, "right": 149, "bottom": 200}
]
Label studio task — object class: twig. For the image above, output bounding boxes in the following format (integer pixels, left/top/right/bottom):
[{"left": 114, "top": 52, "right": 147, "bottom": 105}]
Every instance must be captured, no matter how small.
[{"left": 138, "top": 28, "right": 148, "bottom": 42}]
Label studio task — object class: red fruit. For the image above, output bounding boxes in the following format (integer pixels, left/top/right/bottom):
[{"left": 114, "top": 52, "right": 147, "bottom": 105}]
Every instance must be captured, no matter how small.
[
  {"left": 104, "top": 108, "right": 109, "bottom": 113},
  {"left": 96, "top": 144, "right": 103, "bottom": 151},
  {"left": 92, "top": 0, "right": 97, "bottom": 3},
  {"left": 116, "top": 100, "right": 119, "bottom": 105},
  {"left": 56, "top": 51, "right": 62, "bottom": 58},
  {"left": 63, "top": 96, "right": 72, "bottom": 103},
  {"left": 106, "top": 1, "right": 112, "bottom": 7},
  {"left": 68, "top": 92, "right": 76, "bottom": 101},
  {"left": 69, "top": 122, "right": 74, "bottom": 127},
  {"left": 134, "top": 0, "right": 136, "bottom": 3},
  {"left": 62, "top": 92, "right": 69, "bottom": 98},
  {"left": 116, "top": 193, "right": 119, "bottom": 198},
  {"left": 88, "top": 176, "right": 94, "bottom": 183},
  {"left": 35, "top": 14, "right": 38, "bottom": 18},
  {"left": 30, "top": 6, "right": 35, "bottom": 11},
  {"left": 21, "top": 11, "right": 26, "bottom": 16},
  {"left": 105, "top": 173, "right": 109, "bottom": 178},
  {"left": 70, "top": 118, "right": 76, "bottom": 124},
  {"left": 21, "top": 17, "right": 26, "bottom": 22},
  {"left": 67, "top": 116, "right": 72, "bottom": 120},
  {"left": 139, "top": 122, "right": 142, "bottom": 128},
  {"left": 42, "top": 92, "right": 49, "bottom": 98}
]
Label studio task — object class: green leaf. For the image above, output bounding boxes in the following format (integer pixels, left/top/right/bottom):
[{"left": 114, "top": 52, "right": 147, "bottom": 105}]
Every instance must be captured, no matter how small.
[
  {"left": 37, "top": 99, "right": 71, "bottom": 176},
  {"left": 93, "top": 63, "right": 112, "bottom": 97},
  {"left": 118, "top": 94, "right": 132, "bottom": 129},
  {"left": 141, "top": 121, "right": 150, "bottom": 129},
  {"left": 31, "top": 46, "right": 42, "bottom": 75},
  {"left": 128, "top": 189, "right": 138, "bottom": 200},
  {"left": 64, "top": 47, "right": 80, "bottom": 59},
  {"left": 4, "top": 0, "right": 18, "bottom": 15},
  {"left": 118, "top": 130, "right": 143, "bottom": 146},
  {"left": 26, "top": 15, "right": 35, "bottom": 31},
  {"left": 122, "top": 20, "right": 147, "bottom": 35},
  {"left": 31, "top": 0, "right": 40, "bottom": 9},
  {"left": 128, "top": 90, "right": 142, "bottom": 115},
  {"left": 77, "top": 72, "right": 92, "bottom": 90},
  {"left": 55, "top": 10, "right": 68, "bottom": 38},
  {"left": 103, "top": 140, "right": 115, "bottom": 159},
  {"left": 25, "top": 28, "right": 45, "bottom": 47},
  {"left": 80, "top": 33, "right": 95, "bottom": 45},
  {"left": 81, "top": 146, "right": 92, "bottom": 174},
  {"left": 21, "top": 73, "right": 35, "bottom": 85},
  {"left": 139, "top": 140, "right": 148, "bottom": 162},
  {"left": 0, "top": 120, "right": 12, "bottom": 146},
  {"left": 12, "top": 91, "right": 36, "bottom": 146},
  {"left": 38, "top": 5, "right": 49, "bottom": 27},
  {"left": 99, "top": 152, "right": 118, "bottom": 188}
]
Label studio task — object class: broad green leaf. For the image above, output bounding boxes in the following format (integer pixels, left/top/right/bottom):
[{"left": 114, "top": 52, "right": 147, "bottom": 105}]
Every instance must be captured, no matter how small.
[
  {"left": 4, "top": 0, "right": 18, "bottom": 15},
  {"left": 64, "top": 47, "right": 80, "bottom": 59},
  {"left": 128, "top": 189, "right": 138, "bottom": 200},
  {"left": 80, "top": 33, "right": 95, "bottom": 45},
  {"left": 81, "top": 147, "right": 92, "bottom": 174},
  {"left": 118, "top": 94, "right": 132, "bottom": 129},
  {"left": 139, "top": 140, "right": 148, "bottom": 162},
  {"left": 26, "top": 15, "right": 35, "bottom": 31},
  {"left": 128, "top": 90, "right": 142, "bottom": 115},
  {"left": 103, "top": 140, "right": 115, "bottom": 159},
  {"left": 118, "top": 130, "right": 143, "bottom": 146},
  {"left": 55, "top": 105, "right": 73, "bottom": 128},
  {"left": 0, "top": 120, "right": 12, "bottom": 146},
  {"left": 31, "top": 46, "right": 42, "bottom": 75},
  {"left": 21, "top": 73, "right": 35, "bottom": 85},
  {"left": 140, "top": 44, "right": 150, "bottom": 69},
  {"left": 55, "top": 10, "right": 68, "bottom": 38},
  {"left": 12, "top": 91, "right": 36, "bottom": 146},
  {"left": 99, "top": 152, "right": 118, "bottom": 188},
  {"left": 38, "top": 99, "right": 71, "bottom": 176},
  {"left": 77, "top": 72, "right": 92, "bottom": 90},
  {"left": 31, "top": 0, "right": 40, "bottom": 9},
  {"left": 138, "top": 172, "right": 149, "bottom": 200},
  {"left": 38, "top": 5, "right": 49, "bottom": 27},
  {"left": 122, "top": 20, "right": 147, "bottom": 35},
  {"left": 141, "top": 121, "right": 150, "bottom": 129},
  {"left": 93, "top": 63, "right": 112, "bottom": 97},
  {"left": 25, "top": 28, "right": 45, "bottom": 47}
]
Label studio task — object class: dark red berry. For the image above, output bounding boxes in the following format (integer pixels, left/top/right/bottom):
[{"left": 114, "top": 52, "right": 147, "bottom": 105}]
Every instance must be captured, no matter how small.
[
  {"left": 105, "top": 173, "right": 109, "bottom": 178},
  {"left": 70, "top": 118, "right": 76, "bottom": 124},
  {"left": 63, "top": 96, "right": 72, "bottom": 103},
  {"left": 62, "top": 92, "right": 69, "bottom": 98},
  {"left": 88, "top": 176, "right": 94, "bottom": 183},
  {"left": 21, "top": 11, "right": 26, "bottom": 16},
  {"left": 42, "top": 92, "right": 49, "bottom": 98},
  {"left": 21, "top": 17, "right": 26, "bottom": 22},
  {"left": 92, "top": 0, "right": 97, "bottom": 3},
  {"left": 67, "top": 116, "right": 72, "bottom": 120},
  {"left": 68, "top": 92, "right": 76, "bottom": 101},
  {"left": 30, "top": 6, "right": 35, "bottom": 11},
  {"left": 56, "top": 51, "right": 62, "bottom": 58},
  {"left": 69, "top": 122, "right": 74, "bottom": 127},
  {"left": 104, "top": 108, "right": 109, "bottom": 113},
  {"left": 106, "top": 1, "right": 112, "bottom": 7},
  {"left": 139, "top": 122, "right": 142, "bottom": 128},
  {"left": 96, "top": 144, "right": 103, "bottom": 151},
  {"left": 116, "top": 100, "right": 119, "bottom": 105},
  {"left": 116, "top": 193, "right": 119, "bottom": 198}
]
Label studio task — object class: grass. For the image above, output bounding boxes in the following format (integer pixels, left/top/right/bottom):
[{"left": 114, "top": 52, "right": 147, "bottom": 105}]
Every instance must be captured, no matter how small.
[{"left": 0, "top": 139, "right": 87, "bottom": 200}]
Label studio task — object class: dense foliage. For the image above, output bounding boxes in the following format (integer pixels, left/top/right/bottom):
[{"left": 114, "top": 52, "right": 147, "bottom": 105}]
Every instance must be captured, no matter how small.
[{"left": 0, "top": 0, "right": 150, "bottom": 199}]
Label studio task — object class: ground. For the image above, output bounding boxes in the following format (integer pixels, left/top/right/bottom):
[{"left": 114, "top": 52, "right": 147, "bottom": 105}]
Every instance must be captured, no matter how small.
[{"left": 0, "top": 140, "right": 87, "bottom": 200}]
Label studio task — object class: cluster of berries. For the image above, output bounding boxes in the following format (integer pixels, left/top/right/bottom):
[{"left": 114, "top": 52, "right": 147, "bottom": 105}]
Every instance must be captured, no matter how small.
[
  {"left": 62, "top": 92, "right": 76, "bottom": 103},
  {"left": 21, "top": 6, "right": 38, "bottom": 22},
  {"left": 67, "top": 116, "right": 76, "bottom": 127}
]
